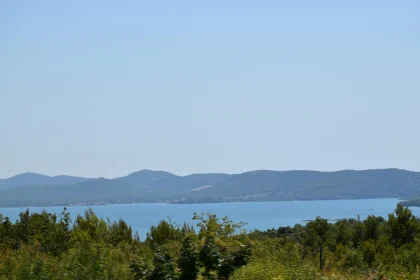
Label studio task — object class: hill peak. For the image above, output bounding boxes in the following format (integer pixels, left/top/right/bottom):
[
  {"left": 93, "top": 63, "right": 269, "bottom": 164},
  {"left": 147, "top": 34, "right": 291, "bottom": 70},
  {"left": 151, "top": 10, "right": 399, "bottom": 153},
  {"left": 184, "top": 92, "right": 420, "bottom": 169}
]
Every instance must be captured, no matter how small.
[
  {"left": 0, "top": 172, "right": 91, "bottom": 190},
  {"left": 126, "top": 169, "right": 177, "bottom": 176},
  {"left": 116, "top": 169, "right": 179, "bottom": 186},
  {"left": 6, "top": 172, "right": 51, "bottom": 180}
]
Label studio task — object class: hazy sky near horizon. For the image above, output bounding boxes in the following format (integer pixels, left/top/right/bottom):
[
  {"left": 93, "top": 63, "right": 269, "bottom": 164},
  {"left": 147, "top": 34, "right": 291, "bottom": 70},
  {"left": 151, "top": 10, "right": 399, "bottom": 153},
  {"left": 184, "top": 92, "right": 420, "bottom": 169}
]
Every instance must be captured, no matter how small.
[{"left": 1, "top": 1, "right": 419, "bottom": 178}]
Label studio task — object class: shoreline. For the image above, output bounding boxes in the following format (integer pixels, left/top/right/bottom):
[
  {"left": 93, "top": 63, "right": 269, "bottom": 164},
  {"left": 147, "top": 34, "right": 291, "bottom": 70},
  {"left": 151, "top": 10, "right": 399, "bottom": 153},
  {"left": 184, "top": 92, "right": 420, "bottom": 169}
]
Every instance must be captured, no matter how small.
[{"left": 0, "top": 197, "right": 406, "bottom": 209}]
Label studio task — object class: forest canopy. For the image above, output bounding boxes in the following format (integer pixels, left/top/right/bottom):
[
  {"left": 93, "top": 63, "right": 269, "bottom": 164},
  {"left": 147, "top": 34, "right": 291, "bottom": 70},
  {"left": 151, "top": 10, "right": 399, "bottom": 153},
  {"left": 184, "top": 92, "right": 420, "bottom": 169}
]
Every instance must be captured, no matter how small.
[{"left": 1, "top": 205, "right": 420, "bottom": 279}]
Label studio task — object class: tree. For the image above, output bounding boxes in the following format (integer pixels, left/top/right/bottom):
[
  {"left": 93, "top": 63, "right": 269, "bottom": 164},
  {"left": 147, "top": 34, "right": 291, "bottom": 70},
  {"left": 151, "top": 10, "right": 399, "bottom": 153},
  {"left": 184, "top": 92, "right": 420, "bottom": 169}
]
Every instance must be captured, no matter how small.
[
  {"left": 364, "top": 215, "right": 380, "bottom": 241},
  {"left": 388, "top": 204, "right": 420, "bottom": 247},
  {"left": 178, "top": 235, "right": 199, "bottom": 280}
]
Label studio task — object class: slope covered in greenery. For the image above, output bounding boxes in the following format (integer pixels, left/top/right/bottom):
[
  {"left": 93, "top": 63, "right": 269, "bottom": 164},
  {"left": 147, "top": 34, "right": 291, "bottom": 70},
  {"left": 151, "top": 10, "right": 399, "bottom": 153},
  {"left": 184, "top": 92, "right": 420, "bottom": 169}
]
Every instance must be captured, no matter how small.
[
  {"left": 1, "top": 205, "right": 420, "bottom": 279},
  {"left": 401, "top": 199, "right": 420, "bottom": 207},
  {"left": 1, "top": 169, "right": 420, "bottom": 206}
]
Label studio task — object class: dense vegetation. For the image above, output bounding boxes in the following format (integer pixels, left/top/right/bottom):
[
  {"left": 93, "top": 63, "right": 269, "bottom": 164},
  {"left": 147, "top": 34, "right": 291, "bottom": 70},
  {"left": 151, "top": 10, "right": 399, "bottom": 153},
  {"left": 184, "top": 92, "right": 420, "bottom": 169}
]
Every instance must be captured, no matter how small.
[
  {"left": 1, "top": 205, "right": 420, "bottom": 279},
  {"left": 1, "top": 169, "right": 420, "bottom": 207},
  {"left": 401, "top": 199, "right": 420, "bottom": 208}
]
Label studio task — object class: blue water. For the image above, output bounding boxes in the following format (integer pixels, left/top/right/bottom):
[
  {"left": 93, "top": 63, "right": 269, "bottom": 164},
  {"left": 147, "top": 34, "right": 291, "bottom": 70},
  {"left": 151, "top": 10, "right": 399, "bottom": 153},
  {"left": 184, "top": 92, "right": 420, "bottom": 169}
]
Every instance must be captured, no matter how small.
[{"left": 1, "top": 199, "right": 418, "bottom": 239}]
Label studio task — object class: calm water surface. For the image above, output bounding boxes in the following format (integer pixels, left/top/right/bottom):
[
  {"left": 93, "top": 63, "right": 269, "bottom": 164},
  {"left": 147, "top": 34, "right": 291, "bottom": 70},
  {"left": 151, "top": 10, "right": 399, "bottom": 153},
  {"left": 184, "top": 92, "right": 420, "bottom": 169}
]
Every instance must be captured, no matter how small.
[{"left": 1, "top": 199, "right": 419, "bottom": 239}]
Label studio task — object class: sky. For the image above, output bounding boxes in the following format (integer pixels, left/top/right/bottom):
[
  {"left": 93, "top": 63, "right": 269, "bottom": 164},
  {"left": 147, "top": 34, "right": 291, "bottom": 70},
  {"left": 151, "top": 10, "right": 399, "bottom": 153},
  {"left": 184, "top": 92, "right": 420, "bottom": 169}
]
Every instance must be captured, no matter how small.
[{"left": 1, "top": 1, "right": 419, "bottom": 179}]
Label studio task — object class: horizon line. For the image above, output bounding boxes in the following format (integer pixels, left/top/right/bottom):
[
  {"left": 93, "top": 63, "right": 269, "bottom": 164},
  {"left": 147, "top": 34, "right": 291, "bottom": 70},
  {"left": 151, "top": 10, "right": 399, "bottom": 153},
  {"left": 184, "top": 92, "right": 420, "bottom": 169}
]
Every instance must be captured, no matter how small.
[{"left": 1, "top": 167, "right": 417, "bottom": 180}]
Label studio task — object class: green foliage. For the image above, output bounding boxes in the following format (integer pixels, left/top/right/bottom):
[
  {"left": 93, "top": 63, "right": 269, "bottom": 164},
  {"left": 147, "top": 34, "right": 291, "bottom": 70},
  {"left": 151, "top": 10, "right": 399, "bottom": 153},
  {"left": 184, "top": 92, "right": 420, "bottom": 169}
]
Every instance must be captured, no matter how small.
[
  {"left": 133, "top": 213, "right": 252, "bottom": 280},
  {"left": 178, "top": 235, "right": 199, "bottom": 280},
  {"left": 0, "top": 208, "right": 72, "bottom": 255},
  {"left": 364, "top": 215, "right": 383, "bottom": 241},
  {"left": 362, "top": 240, "right": 376, "bottom": 265},
  {"left": 302, "top": 217, "right": 331, "bottom": 252},
  {"left": 146, "top": 218, "right": 194, "bottom": 249},
  {"left": 388, "top": 204, "right": 420, "bottom": 247},
  {"left": 147, "top": 220, "right": 181, "bottom": 245},
  {"left": 59, "top": 242, "right": 135, "bottom": 279},
  {"left": 146, "top": 249, "right": 177, "bottom": 280},
  {"left": 1, "top": 205, "right": 420, "bottom": 279},
  {"left": 217, "top": 243, "right": 252, "bottom": 279},
  {"left": 199, "top": 235, "right": 220, "bottom": 279},
  {"left": 193, "top": 212, "right": 247, "bottom": 239},
  {"left": 250, "top": 205, "right": 420, "bottom": 278}
]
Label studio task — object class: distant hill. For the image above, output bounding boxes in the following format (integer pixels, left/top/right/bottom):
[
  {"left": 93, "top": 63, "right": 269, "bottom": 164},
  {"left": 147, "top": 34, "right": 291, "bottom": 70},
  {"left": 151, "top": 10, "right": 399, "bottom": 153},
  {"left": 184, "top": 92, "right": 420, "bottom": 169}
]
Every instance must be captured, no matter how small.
[
  {"left": 115, "top": 170, "right": 179, "bottom": 186},
  {"left": 400, "top": 198, "right": 420, "bottom": 208},
  {"left": 194, "top": 169, "right": 420, "bottom": 201},
  {"left": 0, "top": 169, "right": 420, "bottom": 207},
  {"left": 0, "top": 172, "right": 92, "bottom": 190}
]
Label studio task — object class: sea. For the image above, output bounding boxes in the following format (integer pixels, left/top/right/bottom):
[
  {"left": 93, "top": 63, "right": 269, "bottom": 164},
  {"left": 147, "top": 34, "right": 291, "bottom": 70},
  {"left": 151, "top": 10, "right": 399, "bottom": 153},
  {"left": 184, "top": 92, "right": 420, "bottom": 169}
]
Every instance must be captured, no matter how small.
[{"left": 1, "top": 198, "right": 419, "bottom": 239}]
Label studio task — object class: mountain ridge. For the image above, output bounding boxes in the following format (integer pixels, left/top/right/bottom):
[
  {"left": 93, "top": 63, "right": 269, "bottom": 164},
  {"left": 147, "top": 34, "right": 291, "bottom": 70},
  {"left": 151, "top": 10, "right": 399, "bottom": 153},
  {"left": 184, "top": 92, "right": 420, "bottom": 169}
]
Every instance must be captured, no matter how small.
[
  {"left": 2, "top": 168, "right": 412, "bottom": 182},
  {"left": 0, "top": 168, "right": 420, "bottom": 207},
  {"left": 0, "top": 172, "right": 93, "bottom": 190}
]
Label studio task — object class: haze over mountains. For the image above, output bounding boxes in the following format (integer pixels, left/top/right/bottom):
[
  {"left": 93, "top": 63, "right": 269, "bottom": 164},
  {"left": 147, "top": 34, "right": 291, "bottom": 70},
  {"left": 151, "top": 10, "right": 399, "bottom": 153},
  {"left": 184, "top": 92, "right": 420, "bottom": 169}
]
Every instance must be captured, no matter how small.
[
  {"left": 0, "top": 173, "right": 91, "bottom": 190},
  {"left": 1, "top": 169, "right": 420, "bottom": 207}
]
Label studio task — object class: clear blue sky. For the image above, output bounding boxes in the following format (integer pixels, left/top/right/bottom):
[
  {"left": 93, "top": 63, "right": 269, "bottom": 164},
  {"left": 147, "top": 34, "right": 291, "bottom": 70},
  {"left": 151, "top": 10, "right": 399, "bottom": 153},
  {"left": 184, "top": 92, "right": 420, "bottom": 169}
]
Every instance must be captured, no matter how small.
[{"left": 1, "top": 1, "right": 419, "bottom": 178}]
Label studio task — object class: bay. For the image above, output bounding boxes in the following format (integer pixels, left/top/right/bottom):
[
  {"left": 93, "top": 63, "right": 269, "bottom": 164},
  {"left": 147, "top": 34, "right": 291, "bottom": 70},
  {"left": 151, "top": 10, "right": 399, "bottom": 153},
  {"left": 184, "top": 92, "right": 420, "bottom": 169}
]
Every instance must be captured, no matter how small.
[{"left": 1, "top": 198, "right": 419, "bottom": 239}]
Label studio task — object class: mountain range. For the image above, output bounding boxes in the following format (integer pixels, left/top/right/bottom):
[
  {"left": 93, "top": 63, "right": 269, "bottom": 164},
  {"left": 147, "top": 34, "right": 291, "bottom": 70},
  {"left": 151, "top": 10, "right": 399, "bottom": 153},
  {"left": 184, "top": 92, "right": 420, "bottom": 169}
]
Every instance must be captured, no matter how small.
[
  {"left": 1, "top": 169, "right": 420, "bottom": 207},
  {"left": 0, "top": 173, "right": 91, "bottom": 189}
]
